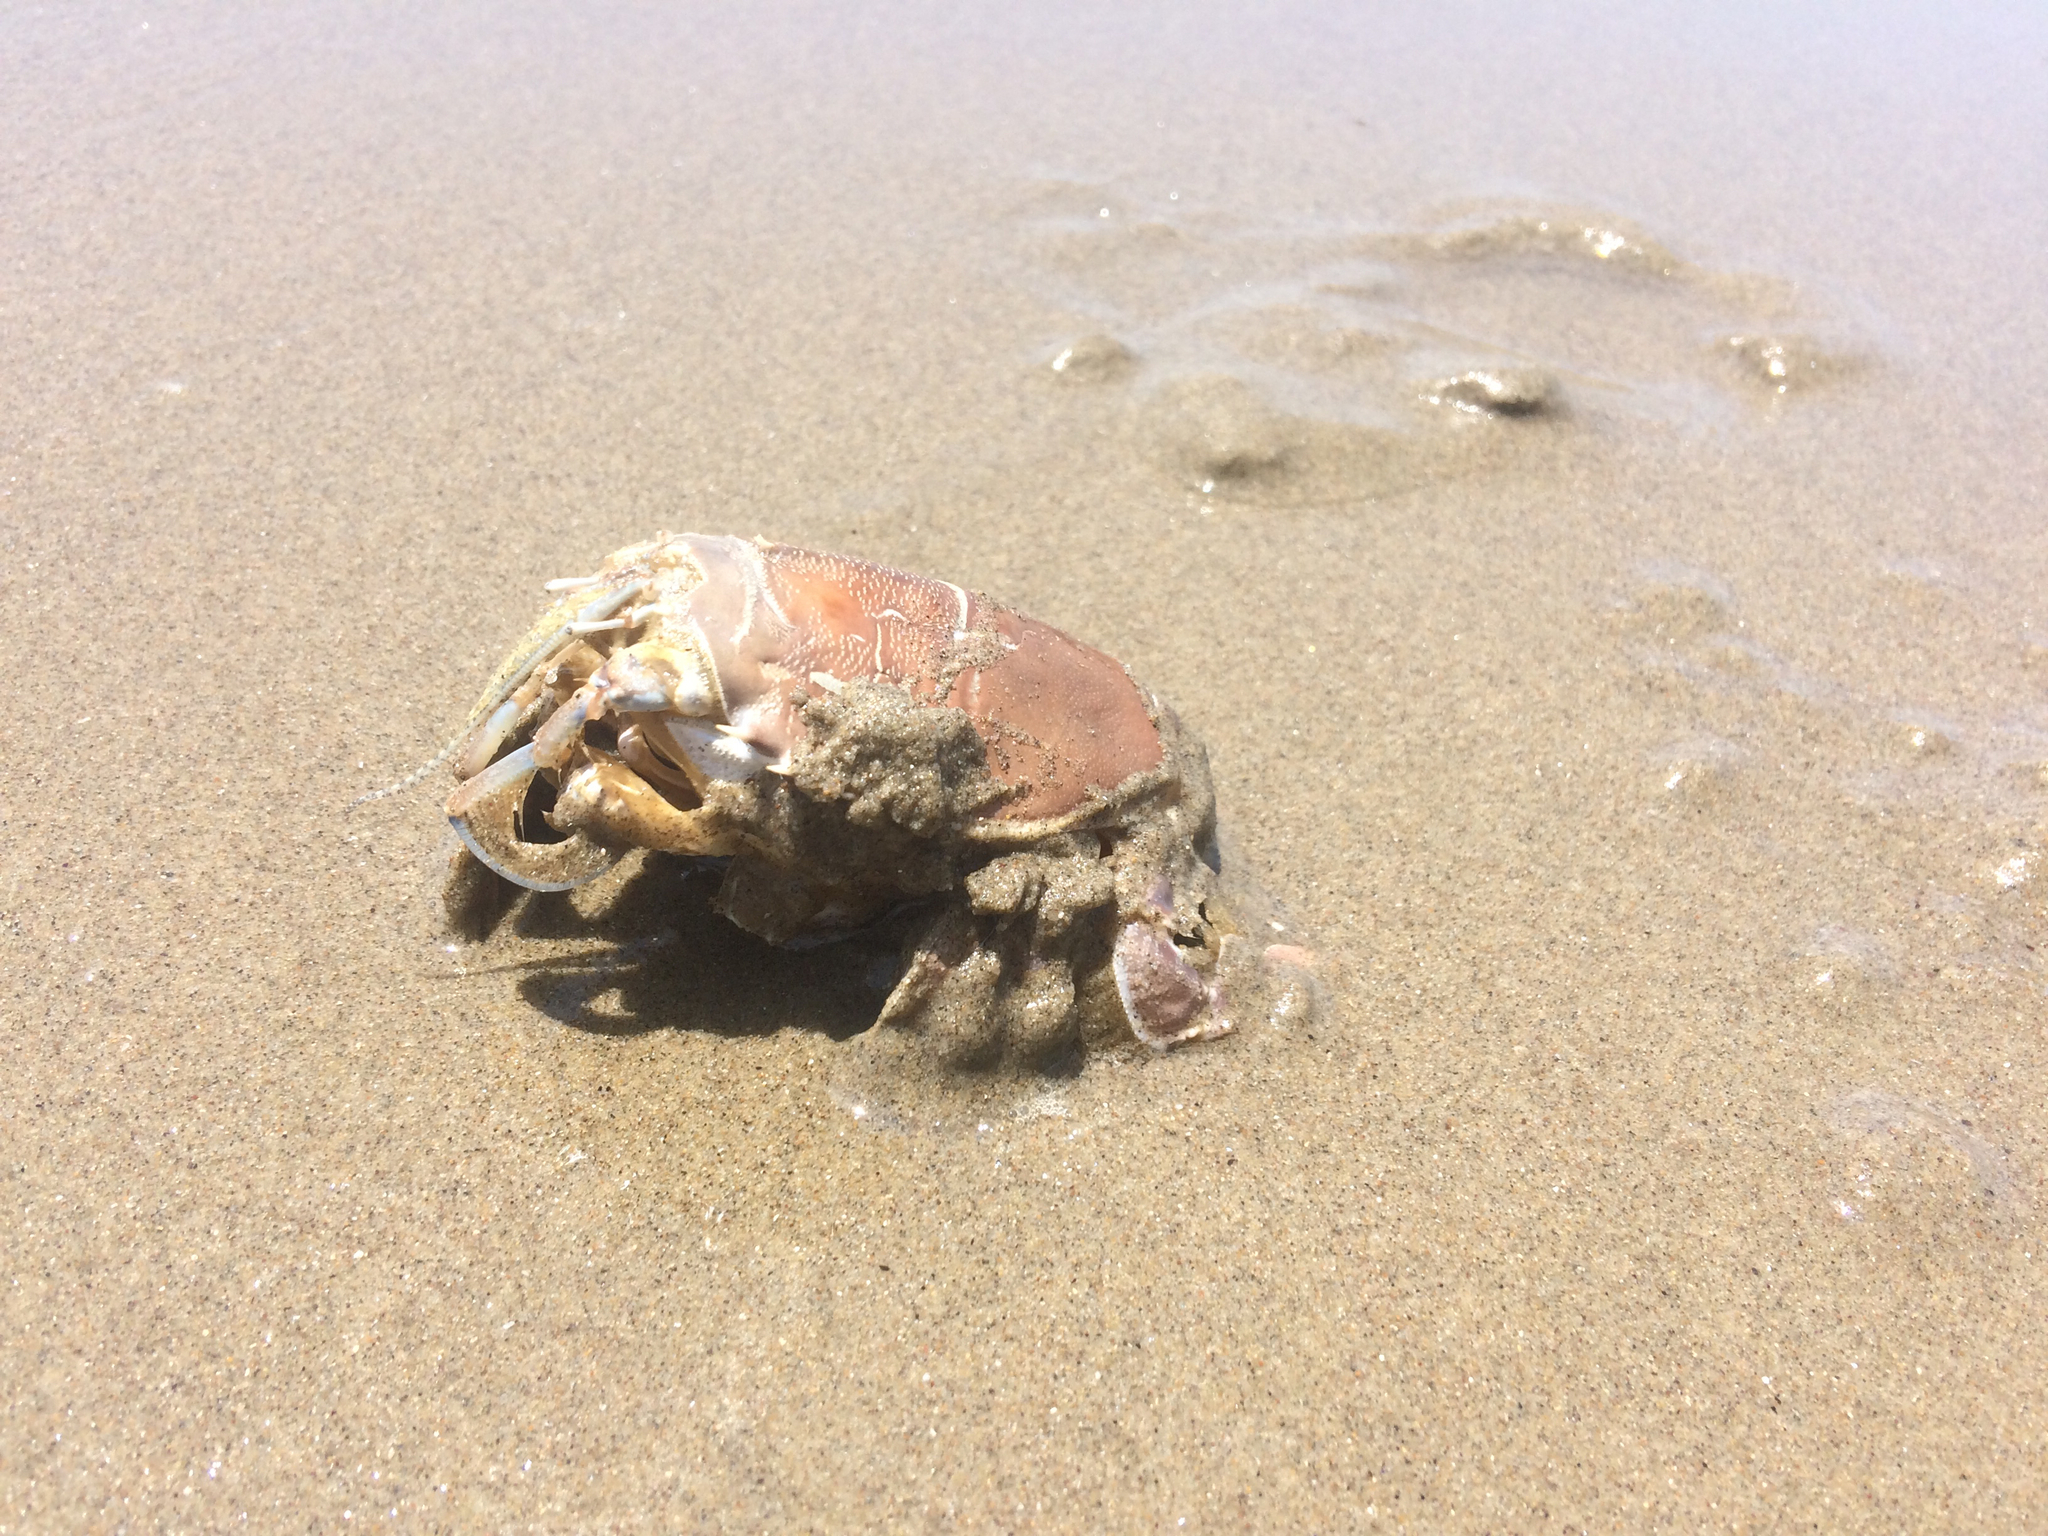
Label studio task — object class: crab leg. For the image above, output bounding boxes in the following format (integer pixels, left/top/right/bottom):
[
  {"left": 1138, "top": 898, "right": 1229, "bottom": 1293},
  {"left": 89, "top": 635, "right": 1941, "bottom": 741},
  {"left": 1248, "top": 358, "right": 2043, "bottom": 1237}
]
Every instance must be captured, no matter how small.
[
  {"left": 551, "top": 759, "right": 744, "bottom": 857},
  {"left": 1112, "top": 921, "right": 1232, "bottom": 1051},
  {"left": 453, "top": 675, "right": 546, "bottom": 782},
  {"left": 615, "top": 724, "right": 701, "bottom": 801},
  {"left": 469, "top": 580, "right": 651, "bottom": 737},
  {"left": 445, "top": 743, "right": 622, "bottom": 891},
  {"left": 652, "top": 717, "right": 771, "bottom": 784}
]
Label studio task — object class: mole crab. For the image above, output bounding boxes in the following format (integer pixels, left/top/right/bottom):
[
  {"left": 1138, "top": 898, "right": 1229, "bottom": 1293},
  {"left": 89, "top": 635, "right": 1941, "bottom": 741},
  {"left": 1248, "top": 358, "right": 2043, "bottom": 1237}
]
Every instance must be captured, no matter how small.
[{"left": 441, "top": 532, "right": 1255, "bottom": 1062}]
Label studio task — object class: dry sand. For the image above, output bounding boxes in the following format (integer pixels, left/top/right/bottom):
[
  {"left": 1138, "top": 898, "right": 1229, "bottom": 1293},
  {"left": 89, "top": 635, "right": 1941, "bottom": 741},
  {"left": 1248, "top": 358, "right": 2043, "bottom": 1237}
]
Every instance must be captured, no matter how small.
[{"left": 5, "top": 2, "right": 2045, "bottom": 1529}]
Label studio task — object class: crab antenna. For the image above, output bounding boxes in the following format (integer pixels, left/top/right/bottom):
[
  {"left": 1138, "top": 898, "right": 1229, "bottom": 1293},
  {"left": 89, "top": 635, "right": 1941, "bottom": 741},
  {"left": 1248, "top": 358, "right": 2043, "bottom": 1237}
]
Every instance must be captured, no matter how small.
[{"left": 346, "top": 732, "right": 467, "bottom": 809}]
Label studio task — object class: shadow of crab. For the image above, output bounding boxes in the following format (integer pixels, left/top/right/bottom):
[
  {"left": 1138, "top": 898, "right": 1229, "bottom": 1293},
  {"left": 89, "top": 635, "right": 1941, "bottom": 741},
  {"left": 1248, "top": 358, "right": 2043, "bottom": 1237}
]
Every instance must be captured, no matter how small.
[
  {"left": 471, "top": 854, "right": 895, "bottom": 1043},
  {"left": 447, "top": 842, "right": 1249, "bottom": 1079},
  {"left": 441, "top": 836, "right": 1321, "bottom": 1127}
]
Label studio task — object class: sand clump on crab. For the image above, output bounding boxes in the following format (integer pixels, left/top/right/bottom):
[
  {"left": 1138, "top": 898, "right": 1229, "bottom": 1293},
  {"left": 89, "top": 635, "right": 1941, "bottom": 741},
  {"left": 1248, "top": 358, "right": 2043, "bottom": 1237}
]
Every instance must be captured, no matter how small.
[{"left": 434, "top": 532, "right": 1311, "bottom": 1065}]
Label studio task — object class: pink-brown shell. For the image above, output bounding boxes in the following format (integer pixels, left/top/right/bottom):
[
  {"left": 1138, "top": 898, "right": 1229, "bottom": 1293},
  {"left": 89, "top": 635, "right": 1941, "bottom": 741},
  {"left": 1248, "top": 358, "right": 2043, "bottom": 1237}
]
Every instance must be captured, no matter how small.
[{"left": 742, "top": 542, "right": 1164, "bottom": 822}]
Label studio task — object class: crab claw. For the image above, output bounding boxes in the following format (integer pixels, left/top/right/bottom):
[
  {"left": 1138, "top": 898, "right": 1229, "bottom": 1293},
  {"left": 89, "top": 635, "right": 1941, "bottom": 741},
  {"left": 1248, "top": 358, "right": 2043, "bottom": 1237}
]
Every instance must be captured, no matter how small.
[
  {"left": 1112, "top": 921, "right": 1232, "bottom": 1050},
  {"left": 446, "top": 743, "right": 622, "bottom": 892}
]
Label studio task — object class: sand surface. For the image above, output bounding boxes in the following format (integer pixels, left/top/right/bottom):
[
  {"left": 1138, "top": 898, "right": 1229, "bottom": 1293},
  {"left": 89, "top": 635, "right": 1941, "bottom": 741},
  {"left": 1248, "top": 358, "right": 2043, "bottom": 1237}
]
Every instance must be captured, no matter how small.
[{"left": 6, "top": 2, "right": 2046, "bottom": 1529}]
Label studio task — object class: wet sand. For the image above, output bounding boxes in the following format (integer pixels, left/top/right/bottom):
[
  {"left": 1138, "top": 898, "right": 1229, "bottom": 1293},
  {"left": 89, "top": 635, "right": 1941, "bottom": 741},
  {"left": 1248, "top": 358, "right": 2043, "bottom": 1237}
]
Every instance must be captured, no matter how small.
[{"left": 5, "top": 2, "right": 2045, "bottom": 1528}]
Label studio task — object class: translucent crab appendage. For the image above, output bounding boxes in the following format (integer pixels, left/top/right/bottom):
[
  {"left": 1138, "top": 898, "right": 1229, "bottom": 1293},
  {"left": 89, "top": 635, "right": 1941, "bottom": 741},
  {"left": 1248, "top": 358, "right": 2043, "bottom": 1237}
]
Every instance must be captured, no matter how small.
[{"left": 434, "top": 532, "right": 1314, "bottom": 1059}]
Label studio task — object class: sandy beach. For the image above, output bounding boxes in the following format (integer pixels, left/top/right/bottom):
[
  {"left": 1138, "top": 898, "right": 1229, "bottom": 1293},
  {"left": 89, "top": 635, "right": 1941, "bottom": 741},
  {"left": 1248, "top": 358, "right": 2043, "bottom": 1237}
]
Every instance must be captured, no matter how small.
[{"left": 5, "top": 2, "right": 2044, "bottom": 1528}]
